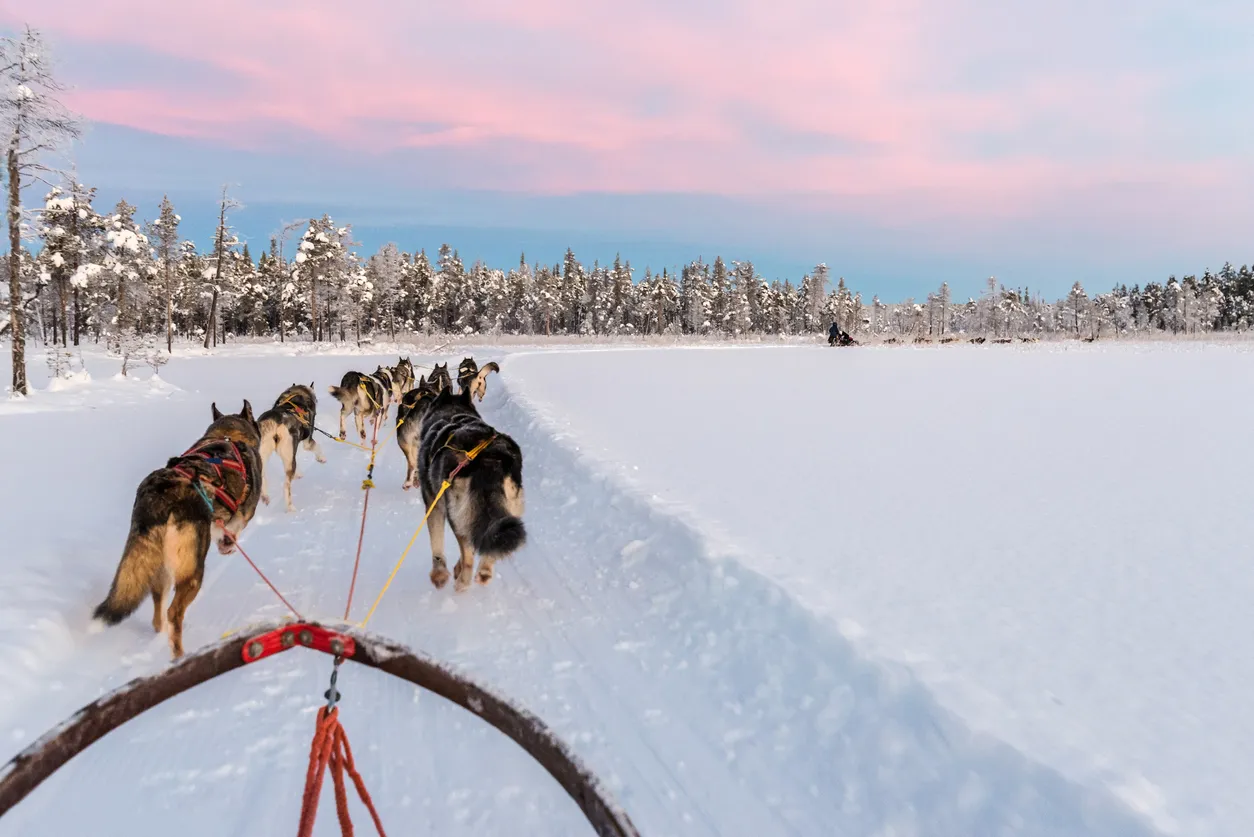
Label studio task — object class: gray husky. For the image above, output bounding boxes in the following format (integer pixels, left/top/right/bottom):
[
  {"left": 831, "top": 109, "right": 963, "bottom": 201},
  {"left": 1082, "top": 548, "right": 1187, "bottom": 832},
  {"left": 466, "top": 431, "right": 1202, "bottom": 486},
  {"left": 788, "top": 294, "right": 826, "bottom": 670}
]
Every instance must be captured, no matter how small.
[
  {"left": 414, "top": 386, "right": 526, "bottom": 591},
  {"left": 327, "top": 366, "right": 397, "bottom": 441},
  {"left": 257, "top": 383, "right": 326, "bottom": 512},
  {"left": 92, "top": 401, "right": 263, "bottom": 659}
]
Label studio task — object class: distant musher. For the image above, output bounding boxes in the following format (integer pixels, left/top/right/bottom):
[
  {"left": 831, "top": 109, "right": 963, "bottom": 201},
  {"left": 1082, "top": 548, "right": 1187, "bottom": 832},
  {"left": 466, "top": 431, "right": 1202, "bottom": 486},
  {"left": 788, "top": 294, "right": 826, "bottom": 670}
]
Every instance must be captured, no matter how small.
[{"left": 828, "top": 321, "right": 856, "bottom": 346}]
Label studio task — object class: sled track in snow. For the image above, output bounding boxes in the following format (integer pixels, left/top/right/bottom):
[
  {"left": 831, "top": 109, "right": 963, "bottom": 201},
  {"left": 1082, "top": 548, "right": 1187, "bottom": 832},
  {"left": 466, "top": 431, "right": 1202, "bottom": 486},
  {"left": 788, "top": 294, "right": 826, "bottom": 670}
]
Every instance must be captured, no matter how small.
[{"left": 0, "top": 354, "right": 1163, "bottom": 836}]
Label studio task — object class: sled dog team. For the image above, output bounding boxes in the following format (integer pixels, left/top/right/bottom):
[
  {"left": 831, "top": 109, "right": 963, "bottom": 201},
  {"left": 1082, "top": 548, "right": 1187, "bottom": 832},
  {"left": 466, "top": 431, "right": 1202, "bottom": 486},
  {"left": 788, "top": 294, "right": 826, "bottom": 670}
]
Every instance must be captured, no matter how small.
[{"left": 91, "top": 357, "right": 521, "bottom": 659}]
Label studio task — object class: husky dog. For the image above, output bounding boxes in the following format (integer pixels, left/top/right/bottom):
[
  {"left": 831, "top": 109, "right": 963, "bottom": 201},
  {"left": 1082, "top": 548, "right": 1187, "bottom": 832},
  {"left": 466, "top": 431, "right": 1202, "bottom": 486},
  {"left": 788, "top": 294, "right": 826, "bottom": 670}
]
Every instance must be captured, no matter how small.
[
  {"left": 396, "top": 374, "right": 441, "bottom": 490},
  {"left": 394, "top": 356, "right": 416, "bottom": 393},
  {"left": 416, "top": 387, "right": 526, "bottom": 591},
  {"left": 428, "top": 362, "right": 453, "bottom": 394},
  {"left": 327, "top": 366, "right": 394, "bottom": 441},
  {"left": 257, "top": 383, "right": 326, "bottom": 512},
  {"left": 457, "top": 357, "right": 501, "bottom": 402},
  {"left": 92, "top": 401, "right": 262, "bottom": 659}
]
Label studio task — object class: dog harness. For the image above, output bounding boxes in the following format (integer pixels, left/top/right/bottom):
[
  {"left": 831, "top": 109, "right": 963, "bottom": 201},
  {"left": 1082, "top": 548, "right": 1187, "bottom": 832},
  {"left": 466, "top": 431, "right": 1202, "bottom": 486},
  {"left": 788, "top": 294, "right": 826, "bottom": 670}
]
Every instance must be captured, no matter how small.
[
  {"left": 171, "top": 439, "right": 249, "bottom": 514},
  {"left": 277, "top": 396, "right": 310, "bottom": 426}
]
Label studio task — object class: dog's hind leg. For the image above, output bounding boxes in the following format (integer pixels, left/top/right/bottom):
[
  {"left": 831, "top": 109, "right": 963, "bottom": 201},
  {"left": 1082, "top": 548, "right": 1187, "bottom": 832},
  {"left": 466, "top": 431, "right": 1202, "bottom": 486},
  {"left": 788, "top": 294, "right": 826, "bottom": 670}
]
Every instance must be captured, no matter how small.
[
  {"left": 452, "top": 528, "right": 476, "bottom": 592},
  {"left": 149, "top": 564, "right": 171, "bottom": 633},
  {"left": 400, "top": 439, "right": 419, "bottom": 490},
  {"left": 355, "top": 405, "right": 367, "bottom": 441},
  {"left": 427, "top": 499, "right": 451, "bottom": 588},
  {"left": 279, "top": 436, "right": 298, "bottom": 512},
  {"left": 303, "top": 435, "right": 328, "bottom": 464},
  {"left": 165, "top": 523, "right": 208, "bottom": 659},
  {"left": 338, "top": 403, "right": 350, "bottom": 440},
  {"left": 476, "top": 553, "right": 497, "bottom": 586}
]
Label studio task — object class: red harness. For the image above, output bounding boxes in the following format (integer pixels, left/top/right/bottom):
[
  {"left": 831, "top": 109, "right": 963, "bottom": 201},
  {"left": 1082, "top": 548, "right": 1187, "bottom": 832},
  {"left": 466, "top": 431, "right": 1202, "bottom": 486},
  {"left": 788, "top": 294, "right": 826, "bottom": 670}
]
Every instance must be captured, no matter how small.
[{"left": 171, "top": 439, "right": 249, "bottom": 514}]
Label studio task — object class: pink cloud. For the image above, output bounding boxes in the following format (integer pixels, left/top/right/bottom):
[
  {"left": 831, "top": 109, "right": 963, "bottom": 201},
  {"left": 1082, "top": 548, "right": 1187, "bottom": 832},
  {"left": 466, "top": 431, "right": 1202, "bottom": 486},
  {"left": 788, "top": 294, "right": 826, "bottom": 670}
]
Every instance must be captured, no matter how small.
[{"left": 9, "top": 0, "right": 1248, "bottom": 220}]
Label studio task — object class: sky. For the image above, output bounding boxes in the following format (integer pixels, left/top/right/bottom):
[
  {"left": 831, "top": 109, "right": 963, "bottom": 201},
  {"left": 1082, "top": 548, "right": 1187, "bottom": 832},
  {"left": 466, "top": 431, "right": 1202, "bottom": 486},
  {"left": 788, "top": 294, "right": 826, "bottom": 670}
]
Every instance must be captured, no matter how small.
[{"left": 6, "top": 0, "right": 1254, "bottom": 300}]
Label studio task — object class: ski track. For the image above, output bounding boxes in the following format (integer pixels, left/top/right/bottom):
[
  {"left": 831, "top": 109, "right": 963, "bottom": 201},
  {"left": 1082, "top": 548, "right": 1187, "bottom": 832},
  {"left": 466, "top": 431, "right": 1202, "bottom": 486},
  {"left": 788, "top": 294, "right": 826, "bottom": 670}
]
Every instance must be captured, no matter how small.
[{"left": 0, "top": 350, "right": 1160, "bottom": 836}]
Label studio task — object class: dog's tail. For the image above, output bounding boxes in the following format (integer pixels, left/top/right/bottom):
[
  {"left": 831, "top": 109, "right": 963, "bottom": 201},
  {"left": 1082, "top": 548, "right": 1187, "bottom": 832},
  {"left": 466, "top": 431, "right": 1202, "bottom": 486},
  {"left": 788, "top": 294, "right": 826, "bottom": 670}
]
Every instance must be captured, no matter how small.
[
  {"left": 467, "top": 446, "right": 527, "bottom": 558},
  {"left": 327, "top": 383, "right": 352, "bottom": 404},
  {"left": 257, "top": 412, "right": 288, "bottom": 466},
  {"left": 93, "top": 479, "right": 213, "bottom": 629}
]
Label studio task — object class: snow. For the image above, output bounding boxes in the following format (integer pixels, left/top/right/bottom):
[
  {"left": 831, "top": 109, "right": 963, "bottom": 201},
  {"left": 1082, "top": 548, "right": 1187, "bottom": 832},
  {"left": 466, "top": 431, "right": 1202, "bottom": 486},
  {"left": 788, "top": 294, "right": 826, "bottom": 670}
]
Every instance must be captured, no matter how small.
[{"left": 0, "top": 340, "right": 1243, "bottom": 835}]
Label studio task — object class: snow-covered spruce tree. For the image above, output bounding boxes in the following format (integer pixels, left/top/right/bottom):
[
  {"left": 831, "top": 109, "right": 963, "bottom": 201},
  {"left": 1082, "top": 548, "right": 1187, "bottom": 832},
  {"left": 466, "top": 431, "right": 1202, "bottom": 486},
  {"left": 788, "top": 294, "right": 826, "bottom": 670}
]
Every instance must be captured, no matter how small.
[
  {"left": 2, "top": 26, "right": 81, "bottom": 394},
  {"left": 101, "top": 199, "right": 154, "bottom": 373},
  {"left": 803, "top": 263, "right": 829, "bottom": 332},
  {"left": 291, "top": 215, "right": 346, "bottom": 341},
  {"left": 38, "top": 181, "right": 101, "bottom": 347},
  {"left": 367, "top": 242, "right": 403, "bottom": 339},
  {"left": 202, "top": 186, "right": 241, "bottom": 348},
  {"left": 147, "top": 195, "right": 181, "bottom": 352}
]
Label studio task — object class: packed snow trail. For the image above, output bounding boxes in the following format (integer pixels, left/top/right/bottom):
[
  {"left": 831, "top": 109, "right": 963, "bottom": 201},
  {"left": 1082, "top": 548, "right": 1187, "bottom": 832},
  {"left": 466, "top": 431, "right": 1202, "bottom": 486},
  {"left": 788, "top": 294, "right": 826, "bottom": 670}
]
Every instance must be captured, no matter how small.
[{"left": 0, "top": 348, "right": 1158, "bottom": 835}]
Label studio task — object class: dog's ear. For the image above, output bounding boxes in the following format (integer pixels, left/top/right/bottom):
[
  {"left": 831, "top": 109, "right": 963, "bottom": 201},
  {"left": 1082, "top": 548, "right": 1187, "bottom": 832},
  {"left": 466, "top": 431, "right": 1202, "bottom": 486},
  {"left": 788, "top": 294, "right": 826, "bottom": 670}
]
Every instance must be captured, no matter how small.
[
  {"left": 241, "top": 400, "right": 254, "bottom": 422},
  {"left": 211, "top": 402, "right": 223, "bottom": 421},
  {"left": 310, "top": 381, "right": 314, "bottom": 387}
]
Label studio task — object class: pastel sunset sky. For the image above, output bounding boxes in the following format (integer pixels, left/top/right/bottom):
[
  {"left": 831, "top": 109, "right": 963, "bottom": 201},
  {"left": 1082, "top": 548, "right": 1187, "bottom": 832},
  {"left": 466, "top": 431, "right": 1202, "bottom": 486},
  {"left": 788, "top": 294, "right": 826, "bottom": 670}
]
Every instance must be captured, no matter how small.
[{"left": 9, "top": 1, "right": 1253, "bottom": 298}]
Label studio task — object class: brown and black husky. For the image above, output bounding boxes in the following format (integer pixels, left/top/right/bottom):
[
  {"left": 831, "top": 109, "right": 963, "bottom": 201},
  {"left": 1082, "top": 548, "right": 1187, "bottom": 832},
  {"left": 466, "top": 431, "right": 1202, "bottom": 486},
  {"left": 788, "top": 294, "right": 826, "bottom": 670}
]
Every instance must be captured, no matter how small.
[
  {"left": 397, "top": 374, "right": 441, "bottom": 490},
  {"left": 394, "top": 356, "right": 416, "bottom": 393},
  {"left": 91, "top": 401, "right": 263, "bottom": 659},
  {"left": 415, "top": 386, "right": 526, "bottom": 591},
  {"left": 327, "top": 366, "right": 397, "bottom": 441},
  {"left": 456, "top": 357, "right": 500, "bottom": 402},
  {"left": 257, "top": 383, "right": 326, "bottom": 512}
]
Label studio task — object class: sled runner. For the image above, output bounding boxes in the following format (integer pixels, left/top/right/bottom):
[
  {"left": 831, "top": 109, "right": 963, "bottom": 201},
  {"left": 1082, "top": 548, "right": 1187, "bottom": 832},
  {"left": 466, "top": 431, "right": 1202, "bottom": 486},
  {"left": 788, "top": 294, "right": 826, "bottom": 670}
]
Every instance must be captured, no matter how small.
[{"left": 0, "top": 620, "right": 639, "bottom": 837}]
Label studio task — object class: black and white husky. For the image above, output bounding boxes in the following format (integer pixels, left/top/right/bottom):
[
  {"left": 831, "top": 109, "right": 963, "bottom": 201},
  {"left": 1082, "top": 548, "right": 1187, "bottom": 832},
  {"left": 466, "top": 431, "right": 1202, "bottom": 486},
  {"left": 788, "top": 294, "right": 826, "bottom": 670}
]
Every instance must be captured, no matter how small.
[
  {"left": 327, "top": 366, "right": 397, "bottom": 441},
  {"left": 257, "top": 383, "right": 326, "bottom": 511},
  {"left": 456, "top": 357, "right": 500, "bottom": 402},
  {"left": 407, "top": 386, "right": 526, "bottom": 591}
]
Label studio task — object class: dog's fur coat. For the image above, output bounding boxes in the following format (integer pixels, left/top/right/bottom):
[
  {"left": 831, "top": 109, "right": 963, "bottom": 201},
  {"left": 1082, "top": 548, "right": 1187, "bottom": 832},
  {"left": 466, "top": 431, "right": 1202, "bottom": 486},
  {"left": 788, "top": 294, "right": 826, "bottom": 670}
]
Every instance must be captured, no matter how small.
[
  {"left": 92, "top": 401, "right": 263, "bottom": 658},
  {"left": 396, "top": 374, "right": 440, "bottom": 490},
  {"left": 327, "top": 367, "right": 396, "bottom": 440},
  {"left": 394, "top": 357, "right": 416, "bottom": 393},
  {"left": 413, "top": 387, "right": 526, "bottom": 591},
  {"left": 456, "top": 357, "right": 500, "bottom": 402},
  {"left": 257, "top": 383, "right": 326, "bottom": 511}
]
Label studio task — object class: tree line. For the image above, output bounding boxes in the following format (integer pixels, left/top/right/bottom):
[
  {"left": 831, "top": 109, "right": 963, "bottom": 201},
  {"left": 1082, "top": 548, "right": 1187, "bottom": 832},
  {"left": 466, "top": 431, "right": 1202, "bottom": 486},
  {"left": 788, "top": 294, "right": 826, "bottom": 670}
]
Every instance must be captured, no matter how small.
[{"left": 4, "top": 26, "right": 1253, "bottom": 395}]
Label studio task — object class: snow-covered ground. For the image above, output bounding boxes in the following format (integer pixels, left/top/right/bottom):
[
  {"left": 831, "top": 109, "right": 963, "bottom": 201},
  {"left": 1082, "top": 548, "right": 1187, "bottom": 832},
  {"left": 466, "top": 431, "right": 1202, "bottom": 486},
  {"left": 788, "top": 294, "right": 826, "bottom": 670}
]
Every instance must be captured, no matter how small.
[{"left": 0, "top": 340, "right": 1245, "bottom": 836}]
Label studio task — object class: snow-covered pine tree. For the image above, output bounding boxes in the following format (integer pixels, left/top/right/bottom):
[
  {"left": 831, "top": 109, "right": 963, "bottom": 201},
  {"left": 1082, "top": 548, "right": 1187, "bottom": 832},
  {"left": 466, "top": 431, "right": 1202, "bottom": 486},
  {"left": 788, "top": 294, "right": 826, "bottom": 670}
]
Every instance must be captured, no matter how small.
[
  {"left": 101, "top": 199, "right": 154, "bottom": 371},
  {"left": 2, "top": 27, "right": 81, "bottom": 393},
  {"left": 147, "top": 196, "right": 181, "bottom": 352},
  {"left": 367, "top": 243, "right": 403, "bottom": 339}
]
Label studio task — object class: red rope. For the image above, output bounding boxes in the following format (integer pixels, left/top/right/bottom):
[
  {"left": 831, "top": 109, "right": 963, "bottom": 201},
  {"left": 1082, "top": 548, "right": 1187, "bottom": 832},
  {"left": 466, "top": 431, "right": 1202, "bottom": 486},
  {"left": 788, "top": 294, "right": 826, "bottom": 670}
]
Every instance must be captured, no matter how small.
[
  {"left": 222, "top": 531, "right": 302, "bottom": 620},
  {"left": 343, "top": 411, "right": 382, "bottom": 620},
  {"left": 297, "top": 706, "right": 387, "bottom": 837}
]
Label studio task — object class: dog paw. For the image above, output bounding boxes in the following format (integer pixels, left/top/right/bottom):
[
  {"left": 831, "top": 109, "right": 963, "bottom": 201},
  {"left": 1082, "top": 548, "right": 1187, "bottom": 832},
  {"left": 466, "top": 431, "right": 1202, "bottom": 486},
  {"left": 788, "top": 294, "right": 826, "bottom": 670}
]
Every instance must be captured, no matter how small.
[
  {"left": 217, "top": 539, "right": 236, "bottom": 556},
  {"left": 285, "top": 504, "right": 296, "bottom": 514},
  {"left": 316, "top": 456, "right": 327, "bottom": 464},
  {"left": 430, "top": 562, "right": 450, "bottom": 589},
  {"left": 453, "top": 560, "right": 474, "bottom": 592},
  {"left": 476, "top": 566, "right": 494, "bottom": 585},
  {"left": 261, "top": 494, "right": 270, "bottom": 505},
  {"left": 402, "top": 480, "right": 412, "bottom": 491}
]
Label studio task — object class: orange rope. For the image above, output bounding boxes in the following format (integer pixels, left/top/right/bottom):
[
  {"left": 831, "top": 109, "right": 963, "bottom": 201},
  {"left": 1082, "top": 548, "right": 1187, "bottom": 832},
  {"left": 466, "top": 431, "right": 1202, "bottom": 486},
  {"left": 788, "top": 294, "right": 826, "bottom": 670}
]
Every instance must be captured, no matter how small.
[{"left": 297, "top": 706, "right": 387, "bottom": 837}]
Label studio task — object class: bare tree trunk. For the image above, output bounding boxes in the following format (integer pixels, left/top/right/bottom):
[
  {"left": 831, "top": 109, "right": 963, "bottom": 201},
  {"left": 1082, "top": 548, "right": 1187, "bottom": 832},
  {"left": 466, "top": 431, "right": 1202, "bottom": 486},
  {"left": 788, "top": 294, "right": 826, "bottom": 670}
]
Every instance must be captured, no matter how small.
[
  {"left": 311, "top": 274, "right": 319, "bottom": 341},
  {"left": 7, "top": 144, "right": 27, "bottom": 396},
  {"left": 56, "top": 280, "right": 68, "bottom": 346},
  {"left": 166, "top": 272, "right": 173, "bottom": 353},
  {"left": 204, "top": 189, "right": 228, "bottom": 350},
  {"left": 203, "top": 288, "right": 217, "bottom": 350},
  {"left": 72, "top": 287, "right": 80, "bottom": 345}
]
